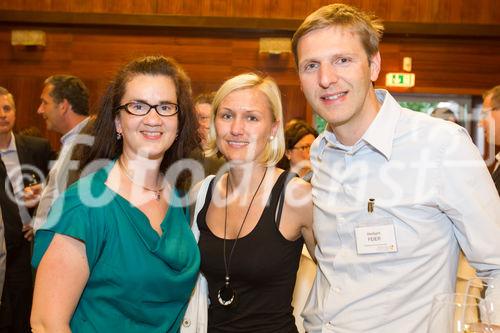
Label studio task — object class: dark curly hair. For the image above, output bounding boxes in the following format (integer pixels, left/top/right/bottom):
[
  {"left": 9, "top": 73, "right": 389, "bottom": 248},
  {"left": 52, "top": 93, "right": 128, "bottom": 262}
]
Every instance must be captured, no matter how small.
[
  {"left": 79, "top": 55, "right": 198, "bottom": 178},
  {"left": 277, "top": 119, "right": 318, "bottom": 170}
]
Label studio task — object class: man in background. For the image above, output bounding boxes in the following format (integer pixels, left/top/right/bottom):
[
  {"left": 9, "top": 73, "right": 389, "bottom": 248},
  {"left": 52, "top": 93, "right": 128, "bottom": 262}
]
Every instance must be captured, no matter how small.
[
  {"left": 190, "top": 92, "right": 225, "bottom": 176},
  {"left": 0, "top": 210, "right": 5, "bottom": 304},
  {"left": 0, "top": 87, "right": 53, "bottom": 333},
  {"left": 33, "top": 75, "right": 91, "bottom": 231},
  {"left": 292, "top": 4, "right": 500, "bottom": 332},
  {"left": 483, "top": 85, "right": 500, "bottom": 193},
  {"left": 429, "top": 101, "right": 461, "bottom": 124}
]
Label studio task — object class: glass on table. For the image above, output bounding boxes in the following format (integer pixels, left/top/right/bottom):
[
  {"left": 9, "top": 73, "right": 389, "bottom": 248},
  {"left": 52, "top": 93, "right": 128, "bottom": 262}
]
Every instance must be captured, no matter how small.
[
  {"left": 465, "top": 276, "right": 500, "bottom": 327},
  {"left": 427, "top": 293, "right": 492, "bottom": 333},
  {"left": 465, "top": 277, "right": 498, "bottom": 298}
]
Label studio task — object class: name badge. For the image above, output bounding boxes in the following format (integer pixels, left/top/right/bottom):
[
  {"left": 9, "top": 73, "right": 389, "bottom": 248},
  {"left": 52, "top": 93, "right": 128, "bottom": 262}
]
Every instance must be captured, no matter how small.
[{"left": 355, "top": 221, "right": 398, "bottom": 255}]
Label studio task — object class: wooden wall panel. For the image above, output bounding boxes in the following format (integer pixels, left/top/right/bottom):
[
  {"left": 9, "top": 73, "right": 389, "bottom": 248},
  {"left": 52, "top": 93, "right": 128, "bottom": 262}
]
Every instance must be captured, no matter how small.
[
  {"left": 0, "top": 0, "right": 156, "bottom": 14},
  {"left": 69, "top": 0, "right": 156, "bottom": 14},
  {"left": 377, "top": 37, "right": 500, "bottom": 92},
  {"left": 0, "top": 22, "right": 499, "bottom": 149},
  {"left": 0, "top": 26, "right": 303, "bottom": 149},
  {"left": 157, "top": 0, "right": 500, "bottom": 24},
  {"left": 1, "top": 0, "right": 499, "bottom": 25}
]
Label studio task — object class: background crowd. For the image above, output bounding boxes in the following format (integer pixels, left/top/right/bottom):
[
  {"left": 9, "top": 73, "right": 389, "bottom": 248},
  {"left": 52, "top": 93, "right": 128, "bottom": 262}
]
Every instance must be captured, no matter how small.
[{"left": 0, "top": 3, "right": 499, "bottom": 333}]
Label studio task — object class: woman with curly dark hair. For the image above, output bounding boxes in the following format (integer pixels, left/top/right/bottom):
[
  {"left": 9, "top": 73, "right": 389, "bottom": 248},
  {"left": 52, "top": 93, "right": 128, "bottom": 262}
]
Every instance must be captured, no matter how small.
[
  {"left": 277, "top": 119, "right": 318, "bottom": 182},
  {"left": 31, "top": 56, "right": 200, "bottom": 333}
]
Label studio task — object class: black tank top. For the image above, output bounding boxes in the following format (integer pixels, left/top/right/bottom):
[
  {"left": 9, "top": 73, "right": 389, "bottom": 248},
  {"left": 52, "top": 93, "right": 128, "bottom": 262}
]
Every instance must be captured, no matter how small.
[{"left": 198, "top": 172, "right": 303, "bottom": 333}]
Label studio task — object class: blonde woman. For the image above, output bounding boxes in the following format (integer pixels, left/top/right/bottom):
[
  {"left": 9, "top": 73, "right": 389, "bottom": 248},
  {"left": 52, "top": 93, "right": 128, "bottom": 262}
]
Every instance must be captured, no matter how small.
[{"left": 193, "top": 73, "right": 315, "bottom": 333}]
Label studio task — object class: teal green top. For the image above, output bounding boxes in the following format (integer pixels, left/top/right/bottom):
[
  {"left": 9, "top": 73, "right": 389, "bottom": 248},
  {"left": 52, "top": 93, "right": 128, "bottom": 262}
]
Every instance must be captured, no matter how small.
[{"left": 32, "top": 161, "right": 200, "bottom": 333}]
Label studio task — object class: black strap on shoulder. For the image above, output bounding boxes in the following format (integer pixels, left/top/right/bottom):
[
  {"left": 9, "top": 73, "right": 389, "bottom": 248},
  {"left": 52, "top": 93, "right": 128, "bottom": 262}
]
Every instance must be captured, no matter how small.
[
  {"left": 275, "top": 172, "right": 298, "bottom": 228},
  {"left": 191, "top": 176, "right": 217, "bottom": 228}
]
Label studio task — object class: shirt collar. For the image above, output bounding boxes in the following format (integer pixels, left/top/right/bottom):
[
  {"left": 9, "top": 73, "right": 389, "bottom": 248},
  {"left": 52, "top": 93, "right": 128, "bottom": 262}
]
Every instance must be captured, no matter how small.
[
  {"left": 0, "top": 132, "right": 17, "bottom": 155},
  {"left": 60, "top": 117, "right": 90, "bottom": 146},
  {"left": 316, "top": 129, "right": 339, "bottom": 161},
  {"left": 361, "top": 90, "right": 401, "bottom": 160},
  {"left": 317, "top": 89, "right": 400, "bottom": 160}
]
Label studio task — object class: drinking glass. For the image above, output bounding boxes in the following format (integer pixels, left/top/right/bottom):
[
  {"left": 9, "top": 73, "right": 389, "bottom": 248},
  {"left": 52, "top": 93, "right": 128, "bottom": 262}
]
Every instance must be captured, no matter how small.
[
  {"left": 427, "top": 293, "right": 492, "bottom": 333},
  {"left": 465, "top": 277, "right": 498, "bottom": 299},
  {"left": 465, "top": 276, "right": 500, "bottom": 326}
]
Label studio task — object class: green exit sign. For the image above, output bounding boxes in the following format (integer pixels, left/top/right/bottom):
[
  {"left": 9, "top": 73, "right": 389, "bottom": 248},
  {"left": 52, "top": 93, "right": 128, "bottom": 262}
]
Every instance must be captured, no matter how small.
[{"left": 385, "top": 73, "right": 415, "bottom": 87}]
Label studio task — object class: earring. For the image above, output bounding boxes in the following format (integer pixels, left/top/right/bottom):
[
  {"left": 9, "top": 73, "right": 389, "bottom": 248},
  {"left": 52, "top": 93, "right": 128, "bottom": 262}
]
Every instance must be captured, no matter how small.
[
  {"left": 116, "top": 132, "right": 122, "bottom": 140},
  {"left": 269, "top": 135, "right": 274, "bottom": 141}
]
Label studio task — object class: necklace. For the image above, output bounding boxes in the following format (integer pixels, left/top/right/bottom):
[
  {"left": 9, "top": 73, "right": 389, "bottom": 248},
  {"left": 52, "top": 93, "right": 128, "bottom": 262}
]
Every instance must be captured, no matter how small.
[
  {"left": 117, "top": 158, "right": 164, "bottom": 201},
  {"left": 218, "top": 167, "right": 268, "bottom": 307}
]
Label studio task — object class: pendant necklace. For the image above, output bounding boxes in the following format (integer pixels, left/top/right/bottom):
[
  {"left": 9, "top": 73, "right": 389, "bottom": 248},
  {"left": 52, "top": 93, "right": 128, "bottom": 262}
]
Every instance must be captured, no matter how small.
[
  {"left": 117, "top": 158, "right": 164, "bottom": 201},
  {"left": 218, "top": 167, "right": 268, "bottom": 307}
]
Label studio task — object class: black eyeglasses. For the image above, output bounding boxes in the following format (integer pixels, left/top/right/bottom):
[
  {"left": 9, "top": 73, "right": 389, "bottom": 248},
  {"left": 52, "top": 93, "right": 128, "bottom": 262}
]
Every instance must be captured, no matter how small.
[{"left": 116, "top": 101, "right": 179, "bottom": 117}]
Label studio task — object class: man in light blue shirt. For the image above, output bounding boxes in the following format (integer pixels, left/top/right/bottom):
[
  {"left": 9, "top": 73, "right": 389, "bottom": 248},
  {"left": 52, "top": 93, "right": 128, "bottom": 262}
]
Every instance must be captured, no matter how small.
[
  {"left": 292, "top": 4, "right": 500, "bottom": 332},
  {"left": 33, "top": 75, "right": 92, "bottom": 231}
]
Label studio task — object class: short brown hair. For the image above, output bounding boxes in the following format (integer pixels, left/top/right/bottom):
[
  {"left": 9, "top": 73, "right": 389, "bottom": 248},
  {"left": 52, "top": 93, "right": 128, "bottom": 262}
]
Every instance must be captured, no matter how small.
[
  {"left": 44, "top": 75, "right": 89, "bottom": 116},
  {"left": 292, "top": 3, "right": 384, "bottom": 66},
  {"left": 194, "top": 92, "right": 216, "bottom": 106}
]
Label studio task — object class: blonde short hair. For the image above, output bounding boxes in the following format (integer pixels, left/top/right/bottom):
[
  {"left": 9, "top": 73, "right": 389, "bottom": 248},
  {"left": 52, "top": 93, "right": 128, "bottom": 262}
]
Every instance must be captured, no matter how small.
[
  {"left": 205, "top": 73, "right": 285, "bottom": 166},
  {"left": 292, "top": 3, "right": 384, "bottom": 66}
]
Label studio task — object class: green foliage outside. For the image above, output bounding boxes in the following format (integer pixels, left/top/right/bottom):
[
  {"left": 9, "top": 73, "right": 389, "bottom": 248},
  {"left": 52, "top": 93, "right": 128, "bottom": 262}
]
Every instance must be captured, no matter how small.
[
  {"left": 313, "top": 102, "right": 438, "bottom": 133},
  {"left": 398, "top": 101, "right": 437, "bottom": 113},
  {"left": 314, "top": 114, "right": 327, "bottom": 133}
]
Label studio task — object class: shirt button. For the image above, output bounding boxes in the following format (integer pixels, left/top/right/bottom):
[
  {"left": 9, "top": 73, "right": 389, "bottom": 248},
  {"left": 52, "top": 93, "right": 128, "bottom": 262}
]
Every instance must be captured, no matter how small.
[
  {"left": 333, "top": 286, "right": 341, "bottom": 293},
  {"left": 182, "top": 319, "right": 191, "bottom": 327}
]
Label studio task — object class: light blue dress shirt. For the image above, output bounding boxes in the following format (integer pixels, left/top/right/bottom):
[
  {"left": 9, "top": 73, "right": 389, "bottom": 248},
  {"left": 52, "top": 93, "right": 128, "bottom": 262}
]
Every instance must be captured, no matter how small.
[
  {"left": 303, "top": 90, "right": 500, "bottom": 333},
  {"left": 33, "top": 117, "right": 90, "bottom": 231}
]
